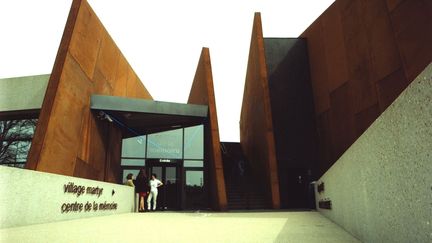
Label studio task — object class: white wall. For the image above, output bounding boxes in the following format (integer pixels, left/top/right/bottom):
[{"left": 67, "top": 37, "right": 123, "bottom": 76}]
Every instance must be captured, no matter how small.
[
  {"left": 0, "top": 166, "right": 134, "bottom": 228},
  {"left": 0, "top": 74, "right": 49, "bottom": 112},
  {"left": 315, "top": 63, "right": 432, "bottom": 243}
]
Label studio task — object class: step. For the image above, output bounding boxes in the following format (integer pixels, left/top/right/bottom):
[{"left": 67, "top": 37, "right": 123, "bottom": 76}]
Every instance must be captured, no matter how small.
[
  {"left": 227, "top": 193, "right": 267, "bottom": 198},
  {"left": 227, "top": 199, "right": 270, "bottom": 204}
]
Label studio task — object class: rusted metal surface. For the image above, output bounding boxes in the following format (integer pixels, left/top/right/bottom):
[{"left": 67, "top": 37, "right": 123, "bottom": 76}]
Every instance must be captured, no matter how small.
[
  {"left": 240, "top": 13, "right": 280, "bottom": 209},
  {"left": 27, "top": 0, "right": 152, "bottom": 183},
  {"left": 188, "top": 48, "right": 227, "bottom": 210}
]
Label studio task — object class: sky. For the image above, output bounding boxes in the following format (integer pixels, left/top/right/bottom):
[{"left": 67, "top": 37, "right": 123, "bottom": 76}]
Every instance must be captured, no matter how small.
[{"left": 0, "top": 0, "right": 334, "bottom": 142}]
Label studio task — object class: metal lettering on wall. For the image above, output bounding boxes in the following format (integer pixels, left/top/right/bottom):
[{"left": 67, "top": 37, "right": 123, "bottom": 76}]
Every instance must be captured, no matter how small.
[
  {"left": 61, "top": 182, "right": 117, "bottom": 213},
  {"left": 318, "top": 199, "right": 332, "bottom": 209},
  {"left": 317, "top": 182, "right": 325, "bottom": 193}
]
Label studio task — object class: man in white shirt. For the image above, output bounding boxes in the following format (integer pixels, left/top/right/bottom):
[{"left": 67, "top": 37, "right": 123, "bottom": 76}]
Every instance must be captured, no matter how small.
[{"left": 147, "top": 173, "right": 163, "bottom": 211}]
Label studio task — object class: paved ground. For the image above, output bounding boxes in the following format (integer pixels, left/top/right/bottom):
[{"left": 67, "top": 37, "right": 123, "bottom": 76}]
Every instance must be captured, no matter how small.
[{"left": 0, "top": 211, "right": 360, "bottom": 243}]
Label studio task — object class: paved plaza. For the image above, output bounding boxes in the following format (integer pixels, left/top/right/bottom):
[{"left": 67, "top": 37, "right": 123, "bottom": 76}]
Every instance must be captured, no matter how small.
[{"left": 1, "top": 211, "right": 360, "bottom": 243}]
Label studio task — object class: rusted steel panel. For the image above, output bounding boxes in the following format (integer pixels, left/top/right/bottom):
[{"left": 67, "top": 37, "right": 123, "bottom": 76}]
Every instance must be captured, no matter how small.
[
  {"left": 188, "top": 48, "right": 227, "bottom": 211},
  {"left": 27, "top": 0, "right": 152, "bottom": 183},
  {"left": 240, "top": 13, "right": 280, "bottom": 209}
]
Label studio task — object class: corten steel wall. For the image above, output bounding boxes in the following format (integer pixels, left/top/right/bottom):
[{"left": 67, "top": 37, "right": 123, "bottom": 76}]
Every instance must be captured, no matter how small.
[
  {"left": 188, "top": 48, "right": 227, "bottom": 210},
  {"left": 301, "top": 0, "right": 432, "bottom": 175},
  {"left": 240, "top": 13, "right": 280, "bottom": 209},
  {"left": 26, "top": 0, "right": 152, "bottom": 183}
]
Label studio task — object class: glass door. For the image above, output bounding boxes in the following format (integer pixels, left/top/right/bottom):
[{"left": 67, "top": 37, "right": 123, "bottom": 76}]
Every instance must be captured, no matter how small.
[{"left": 146, "top": 159, "right": 182, "bottom": 210}]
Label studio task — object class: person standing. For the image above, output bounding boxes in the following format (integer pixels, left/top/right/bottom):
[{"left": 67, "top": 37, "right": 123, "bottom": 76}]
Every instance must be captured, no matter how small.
[
  {"left": 135, "top": 169, "right": 149, "bottom": 212},
  {"left": 124, "top": 173, "right": 135, "bottom": 187},
  {"left": 147, "top": 173, "right": 163, "bottom": 211},
  {"left": 125, "top": 173, "right": 137, "bottom": 212}
]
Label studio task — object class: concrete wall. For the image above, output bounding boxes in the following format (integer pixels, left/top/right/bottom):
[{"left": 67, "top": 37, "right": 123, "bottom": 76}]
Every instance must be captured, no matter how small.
[
  {"left": 315, "top": 63, "right": 432, "bottom": 243},
  {"left": 0, "top": 74, "right": 49, "bottom": 114},
  {"left": 301, "top": 0, "right": 432, "bottom": 176},
  {"left": 0, "top": 165, "right": 134, "bottom": 229},
  {"left": 240, "top": 13, "right": 280, "bottom": 209},
  {"left": 26, "top": 0, "right": 152, "bottom": 183},
  {"left": 188, "top": 48, "right": 227, "bottom": 210}
]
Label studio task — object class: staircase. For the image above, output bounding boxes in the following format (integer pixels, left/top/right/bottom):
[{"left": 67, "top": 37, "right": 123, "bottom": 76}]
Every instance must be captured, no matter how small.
[{"left": 221, "top": 142, "right": 271, "bottom": 210}]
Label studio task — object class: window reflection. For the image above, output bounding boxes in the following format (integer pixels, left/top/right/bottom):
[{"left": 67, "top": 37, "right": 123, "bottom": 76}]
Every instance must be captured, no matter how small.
[
  {"left": 122, "top": 136, "right": 146, "bottom": 158},
  {"left": 186, "top": 171, "right": 204, "bottom": 187},
  {"left": 147, "top": 129, "right": 183, "bottom": 159},
  {"left": 0, "top": 119, "right": 37, "bottom": 168},
  {"left": 184, "top": 125, "right": 203, "bottom": 159},
  {"left": 185, "top": 170, "right": 206, "bottom": 209},
  {"left": 121, "top": 125, "right": 204, "bottom": 163},
  {"left": 184, "top": 160, "right": 203, "bottom": 167},
  {"left": 121, "top": 159, "right": 145, "bottom": 166}
]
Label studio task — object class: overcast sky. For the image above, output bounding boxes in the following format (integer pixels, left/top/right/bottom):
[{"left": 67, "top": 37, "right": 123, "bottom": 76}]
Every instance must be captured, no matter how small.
[{"left": 0, "top": 0, "right": 334, "bottom": 141}]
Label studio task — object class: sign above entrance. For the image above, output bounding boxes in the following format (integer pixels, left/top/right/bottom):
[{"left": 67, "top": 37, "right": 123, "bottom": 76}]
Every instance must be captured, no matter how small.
[
  {"left": 146, "top": 158, "right": 182, "bottom": 166},
  {"left": 155, "top": 159, "right": 182, "bottom": 164}
]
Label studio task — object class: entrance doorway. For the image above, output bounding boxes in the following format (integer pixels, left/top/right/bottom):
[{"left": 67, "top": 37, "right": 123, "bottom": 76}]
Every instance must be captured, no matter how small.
[
  {"left": 280, "top": 168, "right": 312, "bottom": 208},
  {"left": 146, "top": 159, "right": 182, "bottom": 210},
  {"left": 120, "top": 124, "right": 206, "bottom": 210}
]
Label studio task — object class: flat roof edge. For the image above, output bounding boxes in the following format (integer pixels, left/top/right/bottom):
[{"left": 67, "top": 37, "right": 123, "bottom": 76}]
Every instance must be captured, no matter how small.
[{"left": 90, "top": 95, "right": 208, "bottom": 117}]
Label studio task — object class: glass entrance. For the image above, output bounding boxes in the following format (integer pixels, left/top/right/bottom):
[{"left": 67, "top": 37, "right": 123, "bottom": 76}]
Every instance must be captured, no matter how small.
[
  {"left": 120, "top": 124, "right": 207, "bottom": 210},
  {"left": 146, "top": 159, "right": 182, "bottom": 210}
]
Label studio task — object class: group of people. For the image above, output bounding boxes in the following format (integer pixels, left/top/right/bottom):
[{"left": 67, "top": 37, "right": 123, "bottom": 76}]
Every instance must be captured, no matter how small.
[{"left": 125, "top": 169, "right": 163, "bottom": 212}]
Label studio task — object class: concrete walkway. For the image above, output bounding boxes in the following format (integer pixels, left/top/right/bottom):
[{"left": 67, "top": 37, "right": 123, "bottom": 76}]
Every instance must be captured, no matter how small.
[{"left": 1, "top": 211, "right": 360, "bottom": 243}]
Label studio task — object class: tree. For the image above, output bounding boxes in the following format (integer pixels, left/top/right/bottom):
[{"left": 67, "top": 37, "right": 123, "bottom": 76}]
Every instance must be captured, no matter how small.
[{"left": 0, "top": 119, "right": 37, "bottom": 167}]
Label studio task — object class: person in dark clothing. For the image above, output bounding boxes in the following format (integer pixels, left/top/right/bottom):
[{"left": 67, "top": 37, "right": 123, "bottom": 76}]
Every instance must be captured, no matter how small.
[{"left": 134, "top": 168, "right": 149, "bottom": 212}]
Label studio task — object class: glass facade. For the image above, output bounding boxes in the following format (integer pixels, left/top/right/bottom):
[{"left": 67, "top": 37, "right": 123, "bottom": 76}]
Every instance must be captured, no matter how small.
[
  {"left": 120, "top": 124, "right": 206, "bottom": 209},
  {"left": 120, "top": 125, "right": 204, "bottom": 168},
  {"left": 120, "top": 158, "right": 145, "bottom": 166},
  {"left": 0, "top": 119, "right": 37, "bottom": 168},
  {"left": 184, "top": 125, "right": 204, "bottom": 159},
  {"left": 147, "top": 129, "right": 183, "bottom": 159},
  {"left": 121, "top": 135, "right": 146, "bottom": 158}
]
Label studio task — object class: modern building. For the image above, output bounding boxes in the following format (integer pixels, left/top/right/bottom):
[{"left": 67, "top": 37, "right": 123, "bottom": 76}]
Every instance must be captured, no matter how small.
[
  {"left": 0, "top": 0, "right": 227, "bottom": 211},
  {"left": 239, "top": 0, "right": 432, "bottom": 209},
  {"left": 1, "top": 0, "right": 431, "bottom": 218}
]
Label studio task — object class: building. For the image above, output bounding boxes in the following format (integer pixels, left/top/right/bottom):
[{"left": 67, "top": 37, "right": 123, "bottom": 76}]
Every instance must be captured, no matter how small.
[
  {"left": 240, "top": 0, "right": 432, "bottom": 209},
  {"left": 1, "top": 0, "right": 431, "bottom": 216}
]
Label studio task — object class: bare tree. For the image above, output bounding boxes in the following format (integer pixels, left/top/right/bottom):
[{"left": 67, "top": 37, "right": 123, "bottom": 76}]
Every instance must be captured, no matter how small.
[{"left": 0, "top": 119, "right": 37, "bottom": 167}]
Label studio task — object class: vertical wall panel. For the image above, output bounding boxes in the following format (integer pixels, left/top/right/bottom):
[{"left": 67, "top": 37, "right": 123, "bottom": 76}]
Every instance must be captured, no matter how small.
[
  {"left": 354, "top": 103, "right": 381, "bottom": 137},
  {"left": 322, "top": 2, "right": 348, "bottom": 92},
  {"left": 27, "top": 0, "right": 152, "bottom": 183},
  {"left": 112, "top": 54, "right": 129, "bottom": 97},
  {"left": 364, "top": 0, "right": 402, "bottom": 82},
  {"left": 265, "top": 38, "right": 320, "bottom": 208},
  {"left": 386, "top": 0, "right": 404, "bottom": 11},
  {"left": 390, "top": 0, "right": 432, "bottom": 82},
  {"left": 315, "top": 111, "right": 334, "bottom": 174},
  {"left": 68, "top": 1, "right": 102, "bottom": 79},
  {"left": 340, "top": 0, "right": 378, "bottom": 114},
  {"left": 376, "top": 68, "right": 409, "bottom": 112},
  {"left": 188, "top": 48, "right": 227, "bottom": 211},
  {"left": 240, "top": 13, "right": 280, "bottom": 209},
  {"left": 329, "top": 83, "right": 356, "bottom": 162},
  {"left": 299, "top": 0, "right": 431, "bottom": 176},
  {"left": 95, "top": 34, "right": 120, "bottom": 88},
  {"left": 302, "top": 19, "right": 330, "bottom": 114}
]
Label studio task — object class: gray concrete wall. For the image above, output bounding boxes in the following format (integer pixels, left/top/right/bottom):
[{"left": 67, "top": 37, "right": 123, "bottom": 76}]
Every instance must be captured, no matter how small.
[
  {"left": 0, "top": 166, "right": 135, "bottom": 228},
  {"left": 315, "top": 63, "right": 432, "bottom": 243},
  {"left": 0, "top": 74, "right": 49, "bottom": 112}
]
